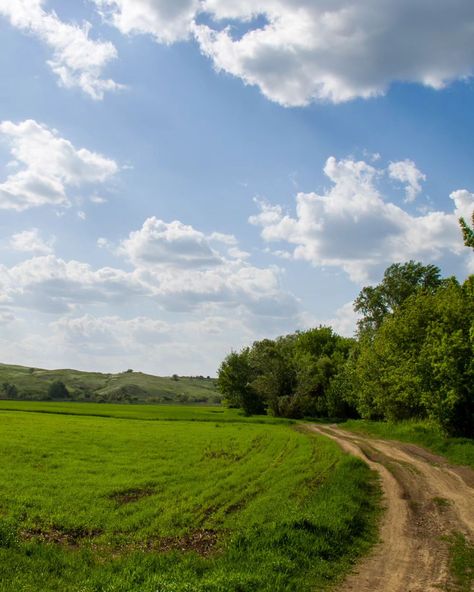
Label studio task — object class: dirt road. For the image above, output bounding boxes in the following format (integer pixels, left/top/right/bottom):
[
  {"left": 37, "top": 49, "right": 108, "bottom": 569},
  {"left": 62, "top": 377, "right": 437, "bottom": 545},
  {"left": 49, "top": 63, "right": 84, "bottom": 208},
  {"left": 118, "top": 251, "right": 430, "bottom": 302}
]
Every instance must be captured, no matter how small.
[{"left": 307, "top": 425, "right": 474, "bottom": 592}]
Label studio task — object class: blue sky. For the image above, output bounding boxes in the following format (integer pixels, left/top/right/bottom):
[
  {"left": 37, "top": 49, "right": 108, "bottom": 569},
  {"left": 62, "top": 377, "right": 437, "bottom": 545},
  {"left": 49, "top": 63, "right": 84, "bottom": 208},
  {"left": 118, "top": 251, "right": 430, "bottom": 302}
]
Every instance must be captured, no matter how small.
[{"left": 0, "top": 0, "right": 473, "bottom": 375}]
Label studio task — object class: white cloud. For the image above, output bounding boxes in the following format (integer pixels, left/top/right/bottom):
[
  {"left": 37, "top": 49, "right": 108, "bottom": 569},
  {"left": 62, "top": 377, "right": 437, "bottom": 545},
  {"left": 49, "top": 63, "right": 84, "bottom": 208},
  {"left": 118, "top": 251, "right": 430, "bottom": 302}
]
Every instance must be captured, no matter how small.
[
  {"left": 0, "top": 119, "right": 118, "bottom": 211},
  {"left": 5, "top": 1, "right": 473, "bottom": 106},
  {"left": 300, "top": 301, "right": 359, "bottom": 338},
  {"left": 0, "top": 214, "right": 303, "bottom": 374},
  {"left": 0, "top": 255, "right": 148, "bottom": 313},
  {"left": 195, "top": 0, "right": 474, "bottom": 106},
  {"left": 388, "top": 159, "right": 426, "bottom": 202},
  {"left": 0, "top": 0, "right": 121, "bottom": 99},
  {"left": 0, "top": 217, "right": 299, "bottom": 323},
  {"left": 10, "top": 228, "right": 55, "bottom": 255},
  {"left": 250, "top": 155, "right": 474, "bottom": 282},
  {"left": 93, "top": 0, "right": 200, "bottom": 43},
  {"left": 120, "top": 217, "right": 223, "bottom": 269}
]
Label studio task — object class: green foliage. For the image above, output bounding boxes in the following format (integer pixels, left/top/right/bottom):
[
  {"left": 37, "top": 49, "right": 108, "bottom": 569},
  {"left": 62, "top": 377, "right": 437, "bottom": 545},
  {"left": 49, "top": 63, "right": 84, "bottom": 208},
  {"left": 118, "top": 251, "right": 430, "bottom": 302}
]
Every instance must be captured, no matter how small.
[
  {"left": 352, "top": 277, "right": 473, "bottom": 435},
  {"left": 459, "top": 211, "right": 474, "bottom": 249},
  {"left": 1, "top": 382, "right": 18, "bottom": 399},
  {"left": 217, "top": 349, "right": 265, "bottom": 415},
  {"left": 217, "top": 259, "right": 472, "bottom": 438},
  {"left": 217, "top": 328, "right": 355, "bottom": 419},
  {"left": 0, "top": 406, "right": 379, "bottom": 591},
  {"left": 47, "top": 380, "right": 69, "bottom": 400},
  {"left": 354, "top": 260, "right": 442, "bottom": 334}
]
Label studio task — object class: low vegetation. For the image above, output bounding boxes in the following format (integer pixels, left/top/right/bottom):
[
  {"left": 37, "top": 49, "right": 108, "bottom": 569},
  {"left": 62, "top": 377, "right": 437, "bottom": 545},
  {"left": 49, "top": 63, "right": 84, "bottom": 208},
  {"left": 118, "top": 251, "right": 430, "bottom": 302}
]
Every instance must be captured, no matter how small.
[
  {"left": 446, "top": 533, "right": 474, "bottom": 592},
  {"left": 0, "top": 404, "right": 379, "bottom": 592},
  {"left": 0, "top": 364, "right": 219, "bottom": 404},
  {"left": 341, "top": 419, "right": 474, "bottom": 469}
]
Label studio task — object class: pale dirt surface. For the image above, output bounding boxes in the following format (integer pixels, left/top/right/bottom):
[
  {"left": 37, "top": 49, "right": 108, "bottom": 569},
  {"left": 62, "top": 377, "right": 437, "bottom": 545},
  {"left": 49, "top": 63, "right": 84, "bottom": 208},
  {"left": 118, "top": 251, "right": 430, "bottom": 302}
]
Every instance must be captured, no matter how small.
[{"left": 307, "top": 425, "right": 474, "bottom": 592}]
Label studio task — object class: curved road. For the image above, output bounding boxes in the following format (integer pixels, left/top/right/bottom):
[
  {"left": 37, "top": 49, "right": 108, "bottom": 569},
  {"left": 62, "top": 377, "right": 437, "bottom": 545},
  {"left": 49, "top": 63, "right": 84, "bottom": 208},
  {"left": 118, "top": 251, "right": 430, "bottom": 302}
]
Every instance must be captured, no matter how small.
[{"left": 307, "top": 425, "right": 474, "bottom": 592}]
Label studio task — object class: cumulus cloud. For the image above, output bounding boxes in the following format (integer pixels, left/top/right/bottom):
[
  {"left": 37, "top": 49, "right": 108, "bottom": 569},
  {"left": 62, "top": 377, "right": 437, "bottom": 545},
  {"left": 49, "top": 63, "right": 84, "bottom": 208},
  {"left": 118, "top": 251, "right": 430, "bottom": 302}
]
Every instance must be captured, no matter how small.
[
  {"left": 120, "top": 217, "right": 223, "bottom": 269},
  {"left": 0, "top": 216, "right": 303, "bottom": 373},
  {"left": 0, "top": 0, "right": 121, "bottom": 99},
  {"left": 0, "top": 216, "right": 298, "bottom": 324},
  {"left": 0, "top": 119, "right": 118, "bottom": 210},
  {"left": 250, "top": 155, "right": 474, "bottom": 282},
  {"left": 195, "top": 0, "right": 474, "bottom": 105},
  {"left": 93, "top": 0, "right": 200, "bottom": 43},
  {"left": 388, "top": 159, "right": 426, "bottom": 202},
  {"left": 10, "top": 228, "right": 55, "bottom": 255},
  {"left": 4, "top": 1, "right": 474, "bottom": 105},
  {"left": 0, "top": 255, "right": 148, "bottom": 313}
]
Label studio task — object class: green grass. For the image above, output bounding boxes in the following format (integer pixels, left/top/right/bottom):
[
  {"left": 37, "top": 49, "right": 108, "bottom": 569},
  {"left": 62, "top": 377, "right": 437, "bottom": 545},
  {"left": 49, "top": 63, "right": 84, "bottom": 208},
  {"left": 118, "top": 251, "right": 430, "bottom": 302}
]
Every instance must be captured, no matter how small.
[
  {"left": 0, "top": 362, "right": 219, "bottom": 404},
  {"left": 0, "top": 400, "right": 289, "bottom": 424},
  {"left": 446, "top": 533, "right": 474, "bottom": 592},
  {"left": 342, "top": 419, "right": 474, "bottom": 469},
  {"left": 0, "top": 404, "right": 380, "bottom": 592}
]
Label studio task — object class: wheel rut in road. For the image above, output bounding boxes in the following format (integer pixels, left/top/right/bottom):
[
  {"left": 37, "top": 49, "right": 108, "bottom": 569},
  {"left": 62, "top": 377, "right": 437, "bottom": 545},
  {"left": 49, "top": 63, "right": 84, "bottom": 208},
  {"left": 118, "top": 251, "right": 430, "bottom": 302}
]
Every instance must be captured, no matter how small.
[{"left": 306, "top": 424, "right": 474, "bottom": 592}]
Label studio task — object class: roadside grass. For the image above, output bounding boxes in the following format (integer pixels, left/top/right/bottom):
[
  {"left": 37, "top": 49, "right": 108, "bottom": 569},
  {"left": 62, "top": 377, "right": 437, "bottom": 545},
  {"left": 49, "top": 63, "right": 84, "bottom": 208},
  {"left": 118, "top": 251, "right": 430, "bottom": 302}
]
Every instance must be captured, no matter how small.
[
  {"left": 445, "top": 533, "right": 474, "bottom": 592},
  {"left": 341, "top": 419, "right": 474, "bottom": 469},
  {"left": 0, "top": 407, "right": 380, "bottom": 592}
]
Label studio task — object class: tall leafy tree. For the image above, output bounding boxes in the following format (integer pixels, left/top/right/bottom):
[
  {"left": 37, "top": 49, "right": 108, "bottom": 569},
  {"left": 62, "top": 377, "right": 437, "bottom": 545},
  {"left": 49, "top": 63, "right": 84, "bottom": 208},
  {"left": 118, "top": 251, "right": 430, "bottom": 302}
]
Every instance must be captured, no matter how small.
[
  {"left": 354, "top": 261, "right": 442, "bottom": 334},
  {"left": 217, "top": 349, "right": 264, "bottom": 415}
]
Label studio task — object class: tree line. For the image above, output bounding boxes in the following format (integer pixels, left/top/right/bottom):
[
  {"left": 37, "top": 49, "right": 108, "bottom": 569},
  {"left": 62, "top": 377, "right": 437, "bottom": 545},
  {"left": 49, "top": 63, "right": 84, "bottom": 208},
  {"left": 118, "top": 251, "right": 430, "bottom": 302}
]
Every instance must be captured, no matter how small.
[{"left": 217, "top": 227, "right": 473, "bottom": 437}]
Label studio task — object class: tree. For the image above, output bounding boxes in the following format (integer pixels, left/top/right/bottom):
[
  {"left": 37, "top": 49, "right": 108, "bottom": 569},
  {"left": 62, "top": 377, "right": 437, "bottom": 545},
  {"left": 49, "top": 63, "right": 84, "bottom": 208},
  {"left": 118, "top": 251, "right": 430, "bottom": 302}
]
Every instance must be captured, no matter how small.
[
  {"left": 48, "top": 380, "right": 69, "bottom": 400},
  {"left": 354, "top": 261, "right": 442, "bottom": 334},
  {"left": 217, "top": 349, "right": 264, "bottom": 415},
  {"left": 352, "top": 276, "right": 473, "bottom": 435},
  {"left": 248, "top": 336, "right": 297, "bottom": 416},
  {"left": 459, "top": 211, "right": 474, "bottom": 249},
  {"left": 1, "top": 383, "right": 18, "bottom": 399}
]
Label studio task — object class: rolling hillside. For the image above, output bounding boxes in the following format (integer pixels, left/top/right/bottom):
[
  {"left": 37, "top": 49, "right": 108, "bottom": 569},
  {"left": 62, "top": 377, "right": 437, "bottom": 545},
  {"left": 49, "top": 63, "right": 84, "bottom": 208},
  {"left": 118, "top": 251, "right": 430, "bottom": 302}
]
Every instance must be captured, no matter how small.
[{"left": 0, "top": 363, "right": 220, "bottom": 404}]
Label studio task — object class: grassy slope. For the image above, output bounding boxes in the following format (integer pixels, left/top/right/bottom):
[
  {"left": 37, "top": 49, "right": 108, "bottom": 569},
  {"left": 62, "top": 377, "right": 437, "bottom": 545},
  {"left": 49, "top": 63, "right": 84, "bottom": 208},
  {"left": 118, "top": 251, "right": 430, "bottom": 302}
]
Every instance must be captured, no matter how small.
[
  {"left": 0, "top": 403, "right": 380, "bottom": 592},
  {"left": 0, "top": 362, "right": 218, "bottom": 403},
  {"left": 342, "top": 419, "right": 474, "bottom": 469}
]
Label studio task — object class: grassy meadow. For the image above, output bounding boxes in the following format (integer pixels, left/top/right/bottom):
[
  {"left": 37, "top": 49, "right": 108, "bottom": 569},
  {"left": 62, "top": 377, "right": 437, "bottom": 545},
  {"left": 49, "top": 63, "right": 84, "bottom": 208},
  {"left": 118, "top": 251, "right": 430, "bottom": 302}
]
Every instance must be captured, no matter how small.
[
  {"left": 342, "top": 419, "right": 474, "bottom": 469},
  {"left": 0, "top": 402, "right": 379, "bottom": 592},
  {"left": 0, "top": 363, "right": 219, "bottom": 404}
]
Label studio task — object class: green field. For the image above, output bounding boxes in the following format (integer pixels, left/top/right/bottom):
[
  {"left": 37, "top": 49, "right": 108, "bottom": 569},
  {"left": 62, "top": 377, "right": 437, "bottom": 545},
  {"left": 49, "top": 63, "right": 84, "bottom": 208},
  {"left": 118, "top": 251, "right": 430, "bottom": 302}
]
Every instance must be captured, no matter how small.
[
  {"left": 0, "top": 402, "right": 379, "bottom": 592},
  {"left": 0, "top": 363, "right": 219, "bottom": 404},
  {"left": 342, "top": 419, "right": 474, "bottom": 469}
]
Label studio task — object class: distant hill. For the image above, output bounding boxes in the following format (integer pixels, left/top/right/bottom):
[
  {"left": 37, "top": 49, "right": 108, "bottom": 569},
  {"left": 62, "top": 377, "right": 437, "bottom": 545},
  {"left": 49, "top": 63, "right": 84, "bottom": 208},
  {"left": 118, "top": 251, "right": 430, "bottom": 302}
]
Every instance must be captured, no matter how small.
[{"left": 0, "top": 363, "right": 220, "bottom": 404}]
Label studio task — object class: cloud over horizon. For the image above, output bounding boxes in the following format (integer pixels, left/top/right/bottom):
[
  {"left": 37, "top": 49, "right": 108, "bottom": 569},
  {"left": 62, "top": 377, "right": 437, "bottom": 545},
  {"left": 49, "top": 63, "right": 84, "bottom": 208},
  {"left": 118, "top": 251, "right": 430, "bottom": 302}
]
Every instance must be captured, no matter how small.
[{"left": 250, "top": 156, "right": 474, "bottom": 282}]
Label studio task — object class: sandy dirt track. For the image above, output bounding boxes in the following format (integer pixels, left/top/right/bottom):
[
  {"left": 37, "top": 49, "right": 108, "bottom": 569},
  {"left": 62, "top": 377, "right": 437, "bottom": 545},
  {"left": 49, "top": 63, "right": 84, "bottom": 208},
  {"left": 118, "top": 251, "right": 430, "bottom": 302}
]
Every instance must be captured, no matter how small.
[{"left": 307, "top": 425, "right": 474, "bottom": 592}]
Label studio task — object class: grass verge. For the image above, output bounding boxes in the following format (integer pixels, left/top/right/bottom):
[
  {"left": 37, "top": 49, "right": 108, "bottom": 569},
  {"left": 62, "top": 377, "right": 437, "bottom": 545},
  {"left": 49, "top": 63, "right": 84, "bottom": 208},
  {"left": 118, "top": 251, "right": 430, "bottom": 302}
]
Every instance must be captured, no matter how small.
[
  {"left": 445, "top": 533, "right": 474, "bottom": 592},
  {"left": 341, "top": 419, "right": 474, "bottom": 469}
]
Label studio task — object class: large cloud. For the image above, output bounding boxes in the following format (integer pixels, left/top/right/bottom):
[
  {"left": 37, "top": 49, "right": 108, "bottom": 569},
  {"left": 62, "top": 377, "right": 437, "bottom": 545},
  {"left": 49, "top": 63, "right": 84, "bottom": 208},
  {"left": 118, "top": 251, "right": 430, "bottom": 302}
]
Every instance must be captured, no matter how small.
[
  {"left": 4, "top": 1, "right": 474, "bottom": 105},
  {"left": 88, "top": 0, "right": 474, "bottom": 106},
  {"left": 196, "top": 0, "right": 474, "bottom": 105},
  {"left": 250, "top": 156, "right": 474, "bottom": 282},
  {"left": 0, "top": 119, "right": 118, "bottom": 210},
  {"left": 0, "top": 216, "right": 302, "bottom": 374},
  {"left": 0, "top": 216, "right": 299, "bottom": 321},
  {"left": 0, "top": 0, "right": 121, "bottom": 99}
]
